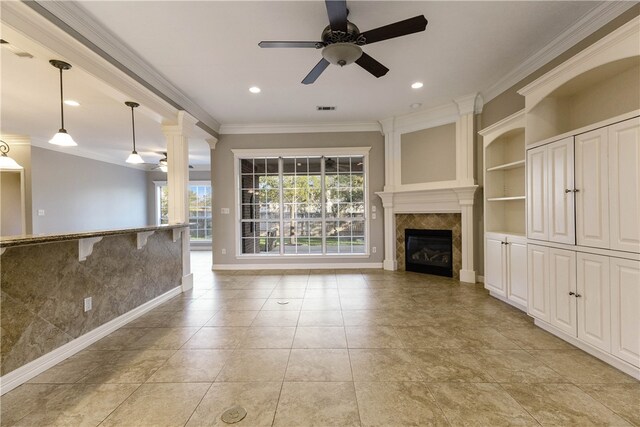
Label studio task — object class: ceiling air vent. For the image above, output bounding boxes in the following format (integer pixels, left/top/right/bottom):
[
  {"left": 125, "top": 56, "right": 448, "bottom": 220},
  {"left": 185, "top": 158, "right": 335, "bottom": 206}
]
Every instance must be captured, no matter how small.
[
  {"left": 316, "top": 106, "right": 336, "bottom": 111},
  {"left": 0, "top": 39, "right": 34, "bottom": 58}
]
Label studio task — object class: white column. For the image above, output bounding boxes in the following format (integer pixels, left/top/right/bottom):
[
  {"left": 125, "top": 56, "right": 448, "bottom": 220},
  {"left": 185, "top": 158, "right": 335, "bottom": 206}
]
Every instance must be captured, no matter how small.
[
  {"left": 454, "top": 188, "right": 478, "bottom": 283},
  {"left": 162, "top": 111, "right": 198, "bottom": 292},
  {"left": 376, "top": 192, "right": 397, "bottom": 271},
  {"left": 206, "top": 136, "right": 218, "bottom": 271},
  {"left": 379, "top": 117, "right": 396, "bottom": 192},
  {"left": 454, "top": 93, "right": 483, "bottom": 187}
]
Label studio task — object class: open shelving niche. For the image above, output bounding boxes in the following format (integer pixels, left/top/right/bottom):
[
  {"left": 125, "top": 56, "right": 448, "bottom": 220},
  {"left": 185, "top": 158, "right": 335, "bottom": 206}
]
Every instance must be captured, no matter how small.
[{"left": 480, "top": 110, "right": 526, "bottom": 237}]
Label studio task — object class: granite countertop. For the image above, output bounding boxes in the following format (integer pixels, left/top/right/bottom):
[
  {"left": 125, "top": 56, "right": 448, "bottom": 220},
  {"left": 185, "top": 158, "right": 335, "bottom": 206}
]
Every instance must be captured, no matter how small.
[{"left": 0, "top": 224, "right": 189, "bottom": 249}]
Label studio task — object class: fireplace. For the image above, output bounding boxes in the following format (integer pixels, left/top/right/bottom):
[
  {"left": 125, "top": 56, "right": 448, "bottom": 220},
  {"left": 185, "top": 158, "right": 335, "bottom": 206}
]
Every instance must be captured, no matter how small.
[{"left": 405, "top": 229, "right": 453, "bottom": 277}]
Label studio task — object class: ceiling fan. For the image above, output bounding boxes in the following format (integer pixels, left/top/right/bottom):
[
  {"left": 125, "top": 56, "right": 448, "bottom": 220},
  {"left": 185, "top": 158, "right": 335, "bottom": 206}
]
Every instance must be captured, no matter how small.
[
  {"left": 258, "top": 0, "right": 428, "bottom": 84},
  {"left": 148, "top": 152, "right": 194, "bottom": 172}
]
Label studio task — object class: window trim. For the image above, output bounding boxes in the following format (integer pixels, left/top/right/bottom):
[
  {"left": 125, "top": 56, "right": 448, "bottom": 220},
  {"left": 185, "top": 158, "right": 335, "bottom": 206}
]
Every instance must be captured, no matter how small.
[
  {"left": 153, "top": 180, "right": 212, "bottom": 242},
  {"left": 232, "top": 147, "right": 371, "bottom": 258}
]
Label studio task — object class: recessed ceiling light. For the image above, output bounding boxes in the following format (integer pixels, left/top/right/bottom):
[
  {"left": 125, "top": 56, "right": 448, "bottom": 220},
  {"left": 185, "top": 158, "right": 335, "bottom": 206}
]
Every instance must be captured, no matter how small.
[
  {"left": 411, "top": 82, "right": 424, "bottom": 89},
  {"left": 410, "top": 103, "right": 422, "bottom": 109},
  {"left": 64, "top": 99, "right": 80, "bottom": 107},
  {"left": 249, "top": 86, "right": 261, "bottom": 94}
]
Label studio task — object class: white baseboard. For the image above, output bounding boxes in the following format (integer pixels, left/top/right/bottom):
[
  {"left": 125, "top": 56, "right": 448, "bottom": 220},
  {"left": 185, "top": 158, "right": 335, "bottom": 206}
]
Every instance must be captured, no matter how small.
[
  {"left": 459, "top": 269, "right": 476, "bottom": 284},
  {"left": 213, "top": 262, "right": 383, "bottom": 270},
  {"left": 383, "top": 260, "right": 397, "bottom": 271},
  {"left": 0, "top": 286, "right": 181, "bottom": 395},
  {"left": 534, "top": 319, "right": 640, "bottom": 380},
  {"left": 488, "top": 291, "right": 527, "bottom": 312},
  {"left": 477, "top": 275, "right": 485, "bottom": 283}
]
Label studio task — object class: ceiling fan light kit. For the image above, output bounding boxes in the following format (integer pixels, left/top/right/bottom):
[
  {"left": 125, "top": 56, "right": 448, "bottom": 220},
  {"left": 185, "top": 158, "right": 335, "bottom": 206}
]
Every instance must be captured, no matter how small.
[
  {"left": 49, "top": 59, "right": 77, "bottom": 147},
  {"left": 258, "top": 0, "right": 427, "bottom": 84},
  {"left": 322, "top": 43, "right": 362, "bottom": 66}
]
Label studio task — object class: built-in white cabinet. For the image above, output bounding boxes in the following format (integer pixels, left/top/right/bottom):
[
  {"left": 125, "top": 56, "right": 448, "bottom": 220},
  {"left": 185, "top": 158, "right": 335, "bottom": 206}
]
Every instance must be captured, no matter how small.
[
  {"left": 528, "top": 244, "right": 550, "bottom": 322},
  {"left": 575, "top": 128, "right": 610, "bottom": 248},
  {"left": 481, "top": 112, "right": 528, "bottom": 311},
  {"left": 527, "top": 117, "right": 640, "bottom": 254},
  {"left": 519, "top": 19, "right": 640, "bottom": 376},
  {"left": 610, "top": 258, "right": 640, "bottom": 367},
  {"left": 528, "top": 244, "right": 639, "bottom": 368},
  {"left": 548, "top": 247, "right": 577, "bottom": 335},
  {"left": 608, "top": 118, "right": 640, "bottom": 253},
  {"left": 527, "top": 146, "right": 548, "bottom": 241},
  {"left": 485, "top": 233, "right": 527, "bottom": 309},
  {"left": 576, "top": 253, "right": 611, "bottom": 353},
  {"left": 527, "top": 137, "right": 575, "bottom": 244}
]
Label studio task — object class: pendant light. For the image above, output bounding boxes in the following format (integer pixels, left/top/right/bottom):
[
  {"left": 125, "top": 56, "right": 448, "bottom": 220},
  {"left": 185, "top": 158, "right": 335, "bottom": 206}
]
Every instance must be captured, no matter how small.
[
  {"left": 0, "top": 140, "right": 23, "bottom": 170},
  {"left": 125, "top": 101, "right": 144, "bottom": 164},
  {"left": 49, "top": 60, "right": 77, "bottom": 146}
]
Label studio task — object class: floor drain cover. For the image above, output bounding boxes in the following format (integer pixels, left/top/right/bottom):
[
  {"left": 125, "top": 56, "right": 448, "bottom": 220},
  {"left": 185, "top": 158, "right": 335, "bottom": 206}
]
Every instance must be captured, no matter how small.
[
  {"left": 277, "top": 301, "right": 289, "bottom": 305},
  {"left": 221, "top": 405, "right": 247, "bottom": 424}
]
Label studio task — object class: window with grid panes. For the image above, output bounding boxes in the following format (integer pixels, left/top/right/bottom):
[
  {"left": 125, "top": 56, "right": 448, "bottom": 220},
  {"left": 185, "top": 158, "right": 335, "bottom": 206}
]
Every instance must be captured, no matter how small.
[{"left": 239, "top": 155, "right": 366, "bottom": 255}]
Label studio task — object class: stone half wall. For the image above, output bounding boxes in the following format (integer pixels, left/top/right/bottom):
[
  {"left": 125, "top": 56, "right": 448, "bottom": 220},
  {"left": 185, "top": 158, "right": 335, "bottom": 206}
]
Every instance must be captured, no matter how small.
[
  {"left": 395, "top": 213, "right": 462, "bottom": 279},
  {"left": 0, "top": 229, "right": 182, "bottom": 376}
]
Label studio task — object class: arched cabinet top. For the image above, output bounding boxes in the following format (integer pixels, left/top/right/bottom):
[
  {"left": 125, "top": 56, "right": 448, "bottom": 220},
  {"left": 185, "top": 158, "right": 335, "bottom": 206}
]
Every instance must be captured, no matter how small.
[{"left": 519, "top": 18, "right": 639, "bottom": 111}]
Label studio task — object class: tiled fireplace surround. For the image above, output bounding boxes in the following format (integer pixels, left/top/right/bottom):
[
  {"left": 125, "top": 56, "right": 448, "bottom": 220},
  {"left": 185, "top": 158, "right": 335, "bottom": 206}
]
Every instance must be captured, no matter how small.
[
  {"left": 396, "top": 213, "right": 462, "bottom": 279},
  {"left": 376, "top": 186, "right": 478, "bottom": 283}
]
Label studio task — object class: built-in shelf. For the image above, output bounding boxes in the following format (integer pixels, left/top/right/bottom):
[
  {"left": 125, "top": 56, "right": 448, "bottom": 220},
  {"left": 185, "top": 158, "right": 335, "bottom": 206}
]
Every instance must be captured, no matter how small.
[
  {"left": 486, "top": 160, "right": 525, "bottom": 172},
  {"left": 480, "top": 110, "right": 526, "bottom": 238},
  {"left": 487, "top": 196, "right": 526, "bottom": 201}
]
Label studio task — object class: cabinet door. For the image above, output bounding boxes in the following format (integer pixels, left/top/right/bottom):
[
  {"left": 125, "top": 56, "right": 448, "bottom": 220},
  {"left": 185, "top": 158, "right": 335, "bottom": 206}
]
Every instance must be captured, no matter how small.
[
  {"left": 576, "top": 253, "right": 611, "bottom": 352},
  {"left": 485, "top": 236, "right": 506, "bottom": 297},
  {"left": 528, "top": 244, "right": 549, "bottom": 322},
  {"left": 548, "top": 138, "right": 576, "bottom": 244},
  {"left": 610, "top": 258, "right": 640, "bottom": 367},
  {"left": 575, "top": 129, "right": 610, "bottom": 249},
  {"left": 507, "top": 237, "right": 527, "bottom": 307},
  {"left": 549, "top": 248, "right": 577, "bottom": 335},
  {"left": 608, "top": 118, "right": 640, "bottom": 253},
  {"left": 527, "top": 146, "right": 548, "bottom": 241}
]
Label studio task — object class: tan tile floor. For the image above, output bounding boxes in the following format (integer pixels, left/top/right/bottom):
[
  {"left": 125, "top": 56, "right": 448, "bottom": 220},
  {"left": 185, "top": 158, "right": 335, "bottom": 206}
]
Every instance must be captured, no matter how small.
[{"left": 1, "top": 251, "right": 639, "bottom": 426}]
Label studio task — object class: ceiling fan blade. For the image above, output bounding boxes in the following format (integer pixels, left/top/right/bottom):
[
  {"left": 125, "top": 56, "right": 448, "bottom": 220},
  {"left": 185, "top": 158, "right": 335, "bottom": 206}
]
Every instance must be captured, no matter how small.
[
  {"left": 360, "top": 15, "right": 428, "bottom": 45},
  {"left": 355, "top": 52, "right": 389, "bottom": 78},
  {"left": 302, "top": 58, "right": 330, "bottom": 85},
  {"left": 259, "top": 41, "right": 323, "bottom": 49},
  {"left": 325, "top": 0, "right": 348, "bottom": 32}
]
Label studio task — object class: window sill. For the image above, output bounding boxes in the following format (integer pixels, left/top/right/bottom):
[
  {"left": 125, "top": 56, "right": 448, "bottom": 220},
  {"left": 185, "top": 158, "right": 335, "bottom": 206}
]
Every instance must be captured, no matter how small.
[{"left": 236, "top": 253, "right": 371, "bottom": 259}]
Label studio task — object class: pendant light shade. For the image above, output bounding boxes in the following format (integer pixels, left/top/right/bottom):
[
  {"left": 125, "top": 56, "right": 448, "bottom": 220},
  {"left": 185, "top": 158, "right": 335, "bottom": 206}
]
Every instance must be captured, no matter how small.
[
  {"left": 125, "top": 101, "right": 144, "bottom": 164},
  {"left": 0, "top": 140, "right": 23, "bottom": 170},
  {"left": 49, "top": 60, "right": 77, "bottom": 147}
]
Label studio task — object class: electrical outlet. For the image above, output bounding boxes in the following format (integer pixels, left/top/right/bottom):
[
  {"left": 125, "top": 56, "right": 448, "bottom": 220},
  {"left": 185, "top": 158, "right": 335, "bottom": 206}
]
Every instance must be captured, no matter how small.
[
  {"left": 372, "top": 247, "right": 377, "bottom": 254},
  {"left": 84, "top": 297, "right": 92, "bottom": 312},
  {"left": 221, "top": 208, "right": 230, "bottom": 214},
  {"left": 221, "top": 248, "right": 227, "bottom": 255},
  {"left": 38, "top": 209, "right": 45, "bottom": 216},
  {"left": 372, "top": 213, "right": 377, "bottom": 220},
  {"left": 371, "top": 206, "right": 377, "bottom": 213}
]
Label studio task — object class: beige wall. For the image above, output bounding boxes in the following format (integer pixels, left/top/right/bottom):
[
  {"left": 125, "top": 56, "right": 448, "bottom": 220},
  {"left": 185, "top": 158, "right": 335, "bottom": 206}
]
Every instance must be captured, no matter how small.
[
  {"left": 212, "top": 131, "right": 385, "bottom": 266},
  {"left": 31, "top": 146, "right": 148, "bottom": 234},
  {"left": 400, "top": 123, "right": 456, "bottom": 185},
  {"left": 2, "top": 143, "right": 32, "bottom": 234},
  {"left": 0, "top": 172, "right": 23, "bottom": 236}
]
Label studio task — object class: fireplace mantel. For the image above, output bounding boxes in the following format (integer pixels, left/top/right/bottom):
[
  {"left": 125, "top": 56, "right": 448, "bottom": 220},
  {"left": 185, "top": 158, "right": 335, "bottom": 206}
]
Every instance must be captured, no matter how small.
[{"left": 376, "top": 185, "right": 478, "bottom": 283}]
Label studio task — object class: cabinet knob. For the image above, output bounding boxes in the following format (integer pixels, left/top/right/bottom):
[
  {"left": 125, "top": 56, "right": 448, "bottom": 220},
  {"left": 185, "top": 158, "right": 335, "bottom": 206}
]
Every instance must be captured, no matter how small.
[
  {"left": 575, "top": 293, "right": 582, "bottom": 298},
  {"left": 569, "top": 291, "right": 575, "bottom": 296},
  {"left": 565, "top": 189, "right": 572, "bottom": 193},
  {"left": 565, "top": 188, "right": 580, "bottom": 193}
]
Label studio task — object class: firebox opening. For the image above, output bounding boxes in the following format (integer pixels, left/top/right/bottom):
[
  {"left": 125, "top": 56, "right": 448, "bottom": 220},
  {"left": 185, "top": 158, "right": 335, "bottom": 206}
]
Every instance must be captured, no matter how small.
[{"left": 405, "top": 229, "right": 453, "bottom": 277}]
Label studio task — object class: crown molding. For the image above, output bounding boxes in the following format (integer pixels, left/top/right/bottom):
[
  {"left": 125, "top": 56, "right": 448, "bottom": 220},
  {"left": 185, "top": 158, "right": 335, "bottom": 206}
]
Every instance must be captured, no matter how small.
[
  {"left": 219, "top": 122, "right": 382, "bottom": 135},
  {"left": 481, "top": 1, "right": 636, "bottom": 103},
  {"left": 24, "top": 0, "right": 221, "bottom": 135}
]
